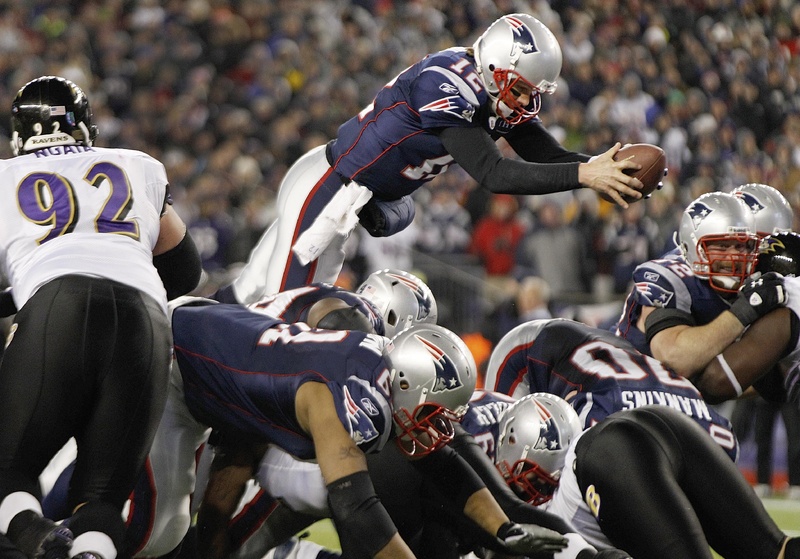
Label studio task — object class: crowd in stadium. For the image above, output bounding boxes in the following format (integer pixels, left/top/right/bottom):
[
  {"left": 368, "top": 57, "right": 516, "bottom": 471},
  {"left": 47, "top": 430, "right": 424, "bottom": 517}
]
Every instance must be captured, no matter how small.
[
  {"left": 1, "top": 1, "right": 800, "bottom": 559},
  {"left": 1, "top": 0, "right": 799, "bottom": 300}
]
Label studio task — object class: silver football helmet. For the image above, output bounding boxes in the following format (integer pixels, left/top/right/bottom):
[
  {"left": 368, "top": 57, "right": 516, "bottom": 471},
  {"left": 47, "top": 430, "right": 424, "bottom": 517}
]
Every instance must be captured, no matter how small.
[
  {"left": 678, "top": 192, "right": 758, "bottom": 293},
  {"left": 732, "top": 183, "right": 793, "bottom": 238},
  {"left": 356, "top": 269, "right": 438, "bottom": 338},
  {"left": 495, "top": 393, "right": 581, "bottom": 505},
  {"left": 385, "top": 324, "right": 477, "bottom": 457},
  {"left": 473, "top": 13, "right": 562, "bottom": 125}
]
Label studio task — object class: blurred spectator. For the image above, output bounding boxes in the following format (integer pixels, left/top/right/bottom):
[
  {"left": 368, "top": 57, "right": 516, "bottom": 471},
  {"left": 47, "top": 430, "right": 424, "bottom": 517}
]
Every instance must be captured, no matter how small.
[
  {"left": 415, "top": 187, "right": 472, "bottom": 255},
  {"left": 602, "top": 202, "right": 661, "bottom": 294},
  {"left": 482, "top": 275, "right": 553, "bottom": 347},
  {"left": 516, "top": 198, "right": 588, "bottom": 298},
  {"left": 469, "top": 194, "right": 525, "bottom": 305}
]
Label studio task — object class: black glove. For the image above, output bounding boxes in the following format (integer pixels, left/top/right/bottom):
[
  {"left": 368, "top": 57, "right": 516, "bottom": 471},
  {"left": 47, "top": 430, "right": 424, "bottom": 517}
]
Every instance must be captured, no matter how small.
[
  {"left": 496, "top": 521, "right": 568, "bottom": 555},
  {"left": 729, "top": 271, "right": 787, "bottom": 326},
  {"left": 357, "top": 198, "right": 386, "bottom": 237},
  {"left": 0, "top": 288, "right": 16, "bottom": 318},
  {"left": 595, "top": 549, "right": 634, "bottom": 559}
]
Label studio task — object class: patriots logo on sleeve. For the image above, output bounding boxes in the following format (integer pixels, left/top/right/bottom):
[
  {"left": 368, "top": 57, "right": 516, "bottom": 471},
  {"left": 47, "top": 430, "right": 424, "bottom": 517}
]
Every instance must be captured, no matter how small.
[
  {"left": 420, "top": 96, "right": 475, "bottom": 122},
  {"left": 505, "top": 15, "right": 539, "bottom": 56},
  {"left": 416, "top": 335, "right": 463, "bottom": 392},
  {"left": 733, "top": 191, "right": 765, "bottom": 214},
  {"left": 343, "top": 386, "right": 379, "bottom": 445},
  {"left": 686, "top": 201, "right": 714, "bottom": 230},
  {"left": 634, "top": 281, "right": 674, "bottom": 307}
]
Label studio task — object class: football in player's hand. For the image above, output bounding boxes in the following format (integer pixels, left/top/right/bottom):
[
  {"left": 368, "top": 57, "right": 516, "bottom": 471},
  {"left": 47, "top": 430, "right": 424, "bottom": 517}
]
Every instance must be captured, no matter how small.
[{"left": 603, "top": 143, "right": 668, "bottom": 204}]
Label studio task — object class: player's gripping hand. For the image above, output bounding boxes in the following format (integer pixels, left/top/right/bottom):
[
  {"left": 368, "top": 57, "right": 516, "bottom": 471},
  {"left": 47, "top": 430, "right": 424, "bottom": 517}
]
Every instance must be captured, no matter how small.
[
  {"left": 594, "top": 549, "right": 634, "bottom": 558},
  {"left": 496, "top": 521, "right": 568, "bottom": 555},
  {"left": 729, "top": 271, "right": 788, "bottom": 326}
]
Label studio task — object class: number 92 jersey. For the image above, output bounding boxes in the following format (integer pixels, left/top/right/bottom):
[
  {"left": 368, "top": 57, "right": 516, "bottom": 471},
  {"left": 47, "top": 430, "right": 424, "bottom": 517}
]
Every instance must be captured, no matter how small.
[{"left": 0, "top": 146, "right": 169, "bottom": 310}]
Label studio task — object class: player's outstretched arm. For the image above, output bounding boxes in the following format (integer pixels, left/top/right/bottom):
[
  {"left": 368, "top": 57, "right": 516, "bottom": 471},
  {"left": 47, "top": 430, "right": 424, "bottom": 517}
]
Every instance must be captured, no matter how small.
[
  {"left": 694, "top": 308, "right": 794, "bottom": 403},
  {"left": 297, "top": 382, "right": 415, "bottom": 559}
]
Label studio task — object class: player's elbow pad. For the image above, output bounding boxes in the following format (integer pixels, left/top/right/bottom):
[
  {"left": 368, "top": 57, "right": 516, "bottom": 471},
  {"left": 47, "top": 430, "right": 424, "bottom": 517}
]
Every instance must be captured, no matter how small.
[
  {"left": 153, "top": 233, "right": 202, "bottom": 300},
  {"left": 327, "top": 471, "right": 397, "bottom": 558}
]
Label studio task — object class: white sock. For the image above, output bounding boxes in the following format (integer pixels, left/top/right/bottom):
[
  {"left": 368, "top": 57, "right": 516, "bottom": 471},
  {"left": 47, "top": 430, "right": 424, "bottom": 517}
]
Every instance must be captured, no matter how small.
[
  {"left": 70, "top": 532, "right": 116, "bottom": 559},
  {"left": 0, "top": 492, "right": 42, "bottom": 533}
]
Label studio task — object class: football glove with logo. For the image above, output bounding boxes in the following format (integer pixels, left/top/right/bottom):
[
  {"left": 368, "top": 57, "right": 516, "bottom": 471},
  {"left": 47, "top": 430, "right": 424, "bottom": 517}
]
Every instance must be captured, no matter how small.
[
  {"left": 496, "top": 521, "right": 568, "bottom": 555},
  {"left": 729, "top": 271, "right": 787, "bottom": 326}
]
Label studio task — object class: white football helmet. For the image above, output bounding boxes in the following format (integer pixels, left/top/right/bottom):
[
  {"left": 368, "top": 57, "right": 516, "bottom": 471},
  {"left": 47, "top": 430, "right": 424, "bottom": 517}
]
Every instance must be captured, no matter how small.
[
  {"left": 495, "top": 393, "right": 581, "bottom": 505},
  {"left": 473, "top": 13, "right": 562, "bottom": 125},
  {"left": 678, "top": 192, "right": 758, "bottom": 293},
  {"left": 356, "top": 269, "right": 438, "bottom": 338},
  {"left": 732, "top": 183, "right": 793, "bottom": 238},
  {"left": 385, "top": 324, "right": 477, "bottom": 457}
]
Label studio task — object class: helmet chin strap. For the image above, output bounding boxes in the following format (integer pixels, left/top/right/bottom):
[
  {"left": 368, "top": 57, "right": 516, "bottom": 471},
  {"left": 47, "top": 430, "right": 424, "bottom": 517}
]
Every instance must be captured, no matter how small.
[
  {"left": 493, "top": 97, "right": 515, "bottom": 120},
  {"left": 711, "top": 275, "right": 741, "bottom": 291}
]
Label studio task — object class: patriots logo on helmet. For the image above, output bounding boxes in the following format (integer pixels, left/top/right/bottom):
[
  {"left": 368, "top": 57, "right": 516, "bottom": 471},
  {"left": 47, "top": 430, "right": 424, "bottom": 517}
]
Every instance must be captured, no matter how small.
[
  {"left": 416, "top": 334, "right": 463, "bottom": 392},
  {"left": 343, "top": 387, "right": 379, "bottom": 444},
  {"left": 532, "top": 399, "right": 563, "bottom": 451},
  {"left": 734, "top": 191, "right": 765, "bottom": 214},
  {"left": 387, "top": 273, "right": 433, "bottom": 320},
  {"left": 686, "top": 201, "right": 714, "bottom": 230},
  {"left": 634, "top": 281, "right": 674, "bottom": 307},
  {"left": 504, "top": 16, "right": 539, "bottom": 56}
]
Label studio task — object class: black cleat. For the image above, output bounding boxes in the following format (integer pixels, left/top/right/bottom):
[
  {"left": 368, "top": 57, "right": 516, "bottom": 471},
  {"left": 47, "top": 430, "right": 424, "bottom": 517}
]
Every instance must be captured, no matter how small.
[{"left": 8, "top": 514, "right": 73, "bottom": 559}]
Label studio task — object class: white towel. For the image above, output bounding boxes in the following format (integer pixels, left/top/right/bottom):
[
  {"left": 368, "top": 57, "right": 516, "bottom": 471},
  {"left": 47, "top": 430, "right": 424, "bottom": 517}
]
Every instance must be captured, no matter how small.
[{"left": 292, "top": 181, "right": 373, "bottom": 265}]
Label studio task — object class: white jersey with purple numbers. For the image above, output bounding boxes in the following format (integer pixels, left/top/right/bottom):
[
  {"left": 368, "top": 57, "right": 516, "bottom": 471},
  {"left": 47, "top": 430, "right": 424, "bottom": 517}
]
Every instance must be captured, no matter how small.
[
  {"left": 777, "top": 276, "right": 800, "bottom": 402},
  {"left": 0, "top": 146, "right": 169, "bottom": 311}
]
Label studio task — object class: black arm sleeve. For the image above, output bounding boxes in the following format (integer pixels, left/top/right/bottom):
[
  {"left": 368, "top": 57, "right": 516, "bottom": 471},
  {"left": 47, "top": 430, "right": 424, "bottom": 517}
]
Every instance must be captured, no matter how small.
[
  {"left": 644, "top": 307, "right": 696, "bottom": 345},
  {"left": 438, "top": 125, "right": 582, "bottom": 195},
  {"left": 411, "top": 445, "right": 485, "bottom": 512},
  {"left": 448, "top": 425, "right": 574, "bottom": 533},
  {"left": 153, "top": 233, "right": 203, "bottom": 300},
  {"left": 504, "top": 120, "right": 592, "bottom": 164}
]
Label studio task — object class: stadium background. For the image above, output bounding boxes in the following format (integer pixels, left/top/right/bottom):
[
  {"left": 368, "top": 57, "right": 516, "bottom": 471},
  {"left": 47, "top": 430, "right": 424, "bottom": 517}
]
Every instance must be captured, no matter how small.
[{"left": 0, "top": 0, "right": 799, "bottom": 546}]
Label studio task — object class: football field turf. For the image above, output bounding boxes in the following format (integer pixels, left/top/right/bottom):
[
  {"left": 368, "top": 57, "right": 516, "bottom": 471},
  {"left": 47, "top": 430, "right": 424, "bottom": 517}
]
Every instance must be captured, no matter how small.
[{"left": 302, "top": 496, "right": 800, "bottom": 556}]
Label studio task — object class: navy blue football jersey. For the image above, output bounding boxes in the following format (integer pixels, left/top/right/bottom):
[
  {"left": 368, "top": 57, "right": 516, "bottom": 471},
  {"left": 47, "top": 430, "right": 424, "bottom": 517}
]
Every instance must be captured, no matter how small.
[
  {"left": 460, "top": 390, "right": 516, "bottom": 462},
  {"left": 329, "top": 47, "right": 541, "bottom": 199},
  {"left": 485, "top": 318, "right": 739, "bottom": 460},
  {"left": 172, "top": 303, "right": 394, "bottom": 460},
  {"left": 247, "top": 283, "right": 385, "bottom": 336},
  {"left": 614, "top": 248, "right": 731, "bottom": 355}
]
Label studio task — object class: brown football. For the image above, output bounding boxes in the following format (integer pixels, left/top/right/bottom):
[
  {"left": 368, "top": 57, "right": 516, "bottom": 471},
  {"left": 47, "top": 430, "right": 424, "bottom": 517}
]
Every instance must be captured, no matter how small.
[{"left": 601, "top": 143, "right": 667, "bottom": 204}]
